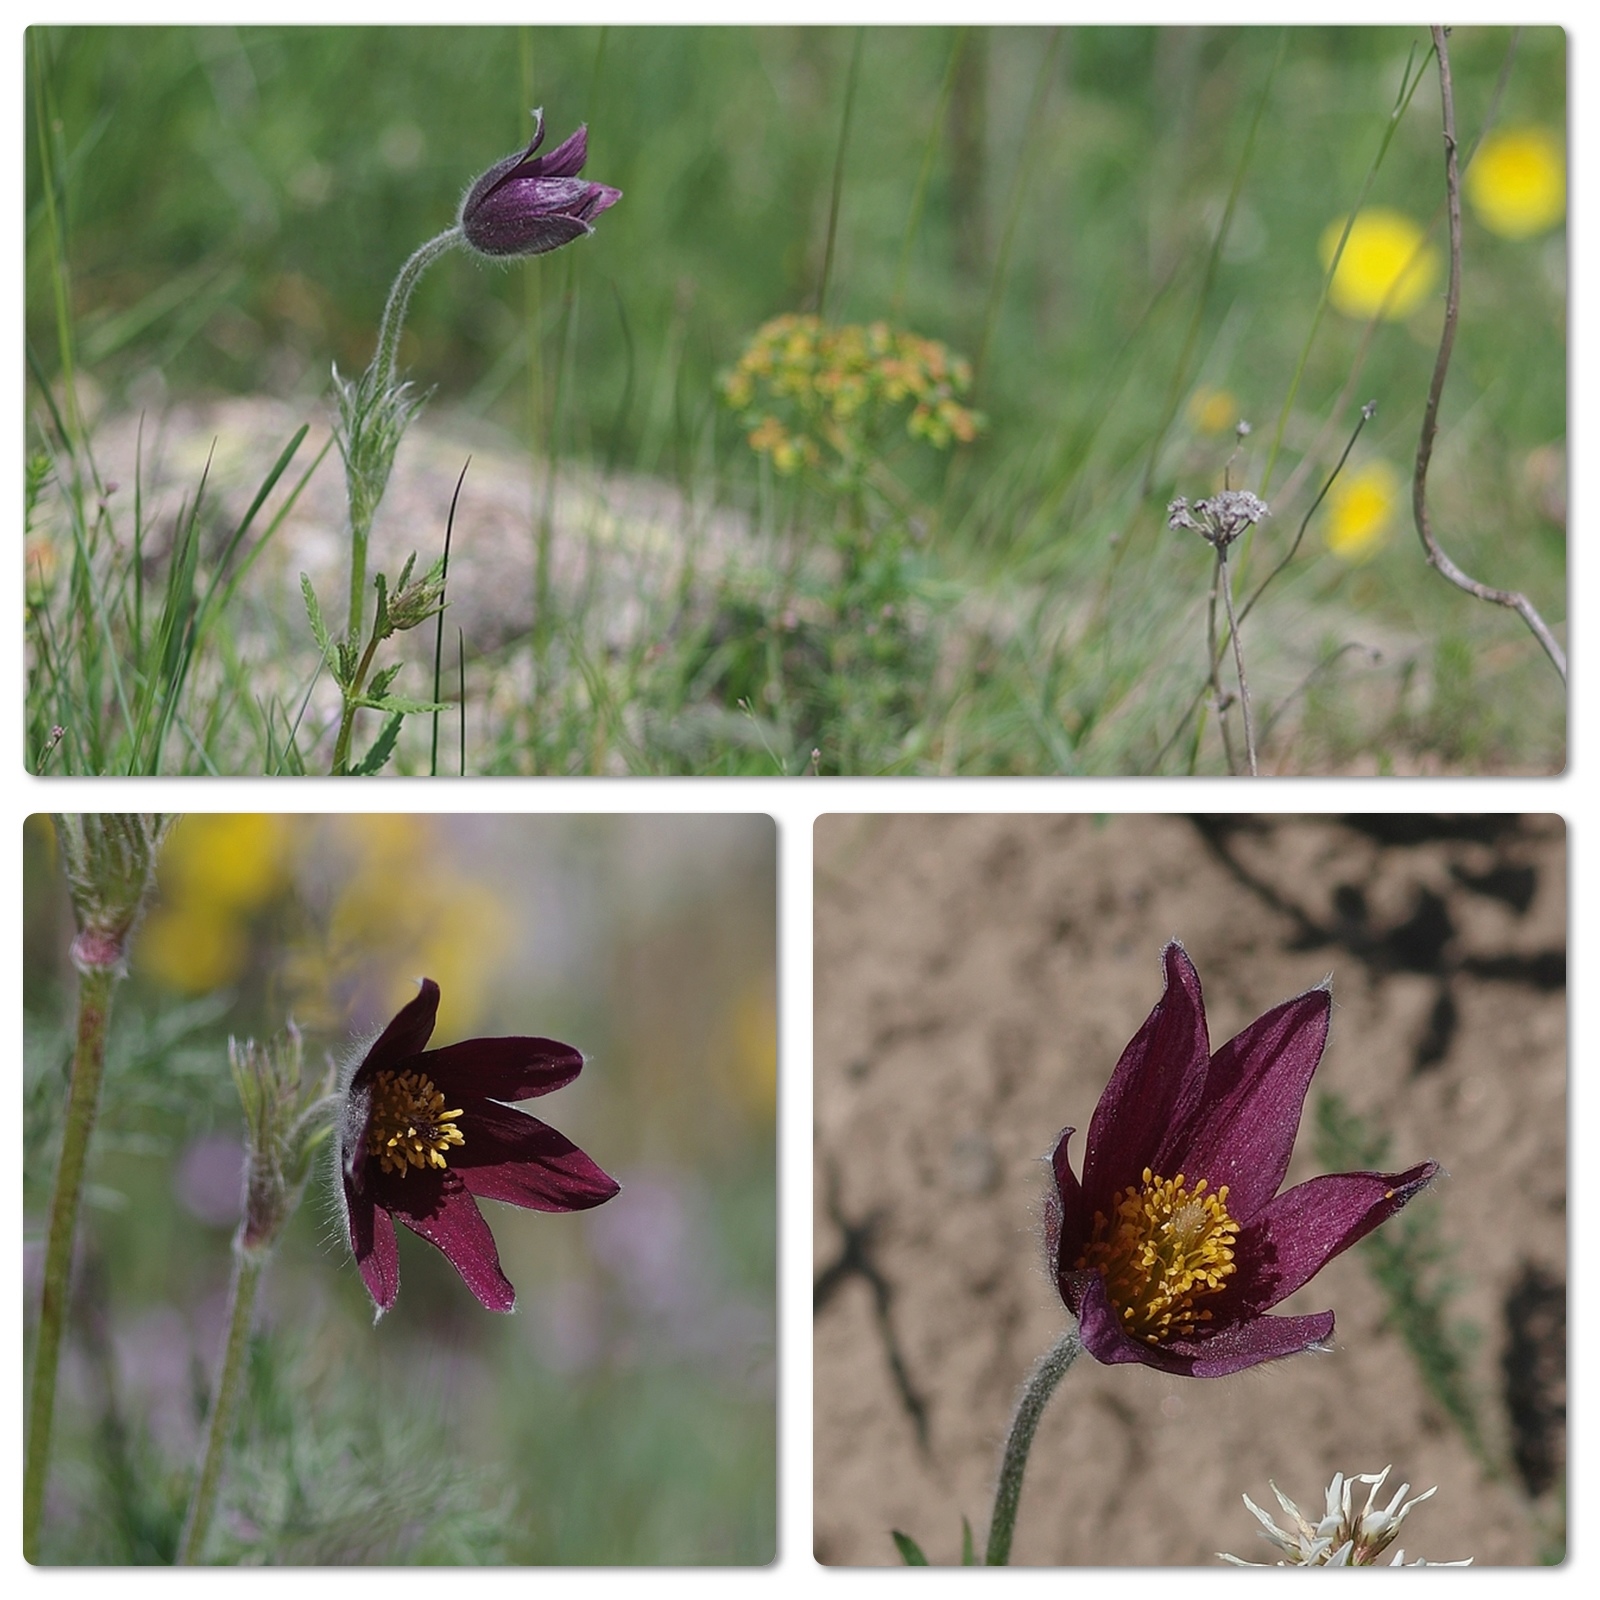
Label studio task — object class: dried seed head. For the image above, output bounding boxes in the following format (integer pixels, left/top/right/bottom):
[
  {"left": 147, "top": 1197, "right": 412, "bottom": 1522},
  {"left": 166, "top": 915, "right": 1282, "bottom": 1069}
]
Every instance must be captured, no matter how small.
[{"left": 1168, "top": 489, "right": 1270, "bottom": 549}]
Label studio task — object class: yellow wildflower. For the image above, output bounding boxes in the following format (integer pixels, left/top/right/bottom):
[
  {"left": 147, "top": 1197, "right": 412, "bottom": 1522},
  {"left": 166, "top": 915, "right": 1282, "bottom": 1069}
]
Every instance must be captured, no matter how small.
[
  {"left": 1319, "top": 209, "right": 1439, "bottom": 321},
  {"left": 1326, "top": 458, "right": 1405, "bottom": 563},
  {"left": 1187, "top": 387, "right": 1240, "bottom": 436},
  {"left": 137, "top": 816, "right": 292, "bottom": 993},
  {"left": 1466, "top": 126, "right": 1565, "bottom": 239}
]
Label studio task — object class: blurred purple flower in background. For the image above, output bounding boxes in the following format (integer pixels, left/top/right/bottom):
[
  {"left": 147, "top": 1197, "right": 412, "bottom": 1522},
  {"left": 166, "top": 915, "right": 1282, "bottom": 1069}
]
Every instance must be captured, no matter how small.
[
  {"left": 531, "top": 1175, "right": 772, "bottom": 1385},
  {"left": 174, "top": 1134, "right": 246, "bottom": 1229},
  {"left": 459, "top": 108, "right": 622, "bottom": 258}
]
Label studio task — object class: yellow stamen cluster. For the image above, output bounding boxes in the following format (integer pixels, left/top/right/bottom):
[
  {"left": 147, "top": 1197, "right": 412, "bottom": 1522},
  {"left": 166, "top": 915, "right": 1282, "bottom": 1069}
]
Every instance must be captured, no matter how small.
[
  {"left": 1075, "top": 1167, "right": 1240, "bottom": 1345},
  {"left": 720, "top": 313, "right": 983, "bottom": 475},
  {"left": 367, "top": 1068, "right": 465, "bottom": 1178}
]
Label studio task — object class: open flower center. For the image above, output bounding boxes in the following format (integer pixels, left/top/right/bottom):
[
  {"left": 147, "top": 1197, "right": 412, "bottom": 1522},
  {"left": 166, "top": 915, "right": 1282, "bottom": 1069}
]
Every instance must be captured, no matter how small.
[
  {"left": 367, "top": 1069, "right": 465, "bottom": 1178},
  {"left": 1075, "top": 1167, "right": 1240, "bottom": 1345}
]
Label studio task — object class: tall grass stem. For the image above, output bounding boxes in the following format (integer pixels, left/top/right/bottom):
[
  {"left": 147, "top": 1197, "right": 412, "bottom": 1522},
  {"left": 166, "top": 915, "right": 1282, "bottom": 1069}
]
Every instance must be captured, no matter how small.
[
  {"left": 431, "top": 460, "right": 470, "bottom": 774},
  {"left": 818, "top": 29, "right": 865, "bottom": 322},
  {"left": 1144, "top": 32, "right": 1283, "bottom": 491},
  {"left": 891, "top": 30, "right": 967, "bottom": 318},
  {"left": 973, "top": 29, "right": 1061, "bottom": 391},
  {"left": 1260, "top": 41, "right": 1431, "bottom": 498}
]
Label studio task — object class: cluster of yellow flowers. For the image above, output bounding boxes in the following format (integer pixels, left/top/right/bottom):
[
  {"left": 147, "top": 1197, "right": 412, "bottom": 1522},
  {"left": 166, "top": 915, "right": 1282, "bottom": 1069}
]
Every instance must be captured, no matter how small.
[
  {"left": 138, "top": 815, "right": 292, "bottom": 994},
  {"left": 721, "top": 313, "right": 982, "bottom": 474},
  {"left": 135, "top": 815, "right": 506, "bottom": 1040}
]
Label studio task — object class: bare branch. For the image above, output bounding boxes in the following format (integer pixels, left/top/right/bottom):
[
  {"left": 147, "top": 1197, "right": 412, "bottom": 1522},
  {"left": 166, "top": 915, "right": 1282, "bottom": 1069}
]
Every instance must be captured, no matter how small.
[{"left": 1415, "top": 27, "right": 1565, "bottom": 681}]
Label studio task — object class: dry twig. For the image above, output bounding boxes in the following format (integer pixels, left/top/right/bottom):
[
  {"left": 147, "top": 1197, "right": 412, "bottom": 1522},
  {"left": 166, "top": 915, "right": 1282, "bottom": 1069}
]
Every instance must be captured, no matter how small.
[{"left": 1415, "top": 28, "right": 1566, "bottom": 681}]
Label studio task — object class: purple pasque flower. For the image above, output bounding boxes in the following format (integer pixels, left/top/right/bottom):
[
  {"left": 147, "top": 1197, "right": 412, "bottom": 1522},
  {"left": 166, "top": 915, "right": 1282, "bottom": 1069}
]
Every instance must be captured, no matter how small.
[
  {"left": 459, "top": 107, "right": 622, "bottom": 259},
  {"left": 337, "top": 978, "right": 618, "bottom": 1314},
  {"left": 1045, "top": 942, "right": 1437, "bottom": 1377}
]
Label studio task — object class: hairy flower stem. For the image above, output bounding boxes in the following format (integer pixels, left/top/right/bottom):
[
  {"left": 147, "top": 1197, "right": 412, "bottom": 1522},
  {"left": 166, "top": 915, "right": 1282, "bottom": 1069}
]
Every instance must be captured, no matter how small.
[
  {"left": 372, "top": 228, "right": 462, "bottom": 399},
  {"left": 345, "top": 227, "right": 462, "bottom": 644},
  {"left": 24, "top": 965, "right": 118, "bottom": 1563},
  {"left": 329, "top": 621, "right": 386, "bottom": 776},
  {"left": 176, "top": 1248, "right": 265, "bottom": 1564},
  {"left": 984, "top": 1329, "right": 1082, "bottom": 1565},
  {"left": 1218, "top": 549, "right": 1258, "bottom": 775}
]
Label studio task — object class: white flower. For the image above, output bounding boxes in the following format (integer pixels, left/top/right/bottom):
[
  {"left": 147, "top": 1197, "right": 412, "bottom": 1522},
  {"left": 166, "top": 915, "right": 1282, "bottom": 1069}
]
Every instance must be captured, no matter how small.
[{"left": 1218, "top": 1465, "right": 1471, "bottom": 1567}]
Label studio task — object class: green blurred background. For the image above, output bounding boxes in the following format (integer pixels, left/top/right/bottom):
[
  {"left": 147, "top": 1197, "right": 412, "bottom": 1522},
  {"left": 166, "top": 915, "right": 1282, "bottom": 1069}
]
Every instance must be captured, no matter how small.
[
  {"left": 26, "top": 26, "right": 1565, "bottom": 490},
  {"left": 23, "top": 814, "right": 776, "bottom": 1563},
  {"left": 25, "top": 26, "right": 1566, "bottom": 771}
]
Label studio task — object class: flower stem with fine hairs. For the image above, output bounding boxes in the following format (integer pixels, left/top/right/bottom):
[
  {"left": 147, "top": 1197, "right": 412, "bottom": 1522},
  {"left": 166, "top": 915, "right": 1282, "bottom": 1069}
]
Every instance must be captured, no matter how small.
[
  {"left": 23, "top": 964, "right": 118, "bottom": 1563},
  {"left": 343, "top": 227, "right": 461, "bottom": 645},
  {"left": 371, "top": 228, "right": 462, "bottom": 400},
  {"left": 176, "top": 1248, "right": 265, "bottom": 1563},
  {"left": 984, "top": 1328, "right": 1082, "bottom": 1565}
]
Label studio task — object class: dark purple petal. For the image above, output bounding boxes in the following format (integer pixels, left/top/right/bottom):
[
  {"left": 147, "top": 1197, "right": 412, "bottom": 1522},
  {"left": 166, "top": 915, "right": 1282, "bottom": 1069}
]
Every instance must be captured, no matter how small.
[
  {"left": 345, "top": 1177, "right": 400, "bottom": 1312},
  {"left": 1044, "top": 1127, "right": 1088, "bottom": 1277},
  {"left": 466, "top": 209, "right": 595, "bottom": 259},
  {"left": 1060, "top": 1268, "right": 1131, "bottom": 1362},
  {"left": 1067, "top": 1270, "right": 1335, "bottom": 1376},
  {"left": 1157, "top": 983, "right": 1332, "bottom": 1220},
  {"left": 579, "top": 183, "right": 622, "bottom": 222},
  {"left": 505, "top": 175, "right": 597, "bottom": 213},
  {"left": 1153, "top": 1310, "right": 1337, "bottom": 1377},
  {"left": 459, "top": 119, "right": 620, "bottom": 259},
  {"left": 351, "top": 978, "right": 439, "bottom": 1091},
  {"left": 389, "top": 1171, "right": 516, "bottom": 1312},
  {"left": 459, "top": 112, "right": 548, "bottom": 217},
  {"left": 530, "top": 124, "right": 588, "bottom": 178},
  {"left": 1224, "top": 1162, "right": 1441, "bottom": 1313},
  {"left": 456, "top": 1101, "right": 621, "bottom": 1212},
  {"left": 522, "top": 106, "right": 548, "bottom": 159},
  {"left": 415, "top": 1036, "right": 586, "bottom": 1102},
  {"left": 462, "top": 151, "right": 526, "bottom": 215},
  {"left": 1081, "top": 943, "right": 1211, "bottom": 1206}
]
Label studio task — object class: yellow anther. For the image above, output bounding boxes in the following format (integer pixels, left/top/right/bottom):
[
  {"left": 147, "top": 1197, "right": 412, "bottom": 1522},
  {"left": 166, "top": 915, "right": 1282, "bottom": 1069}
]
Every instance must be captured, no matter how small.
[
  {"left": 367, "top": 1068, "right": 465, "bottom": 1178},
  {"left": 1074, "top": 1169, "right": 1240, "bottom": 1345}
]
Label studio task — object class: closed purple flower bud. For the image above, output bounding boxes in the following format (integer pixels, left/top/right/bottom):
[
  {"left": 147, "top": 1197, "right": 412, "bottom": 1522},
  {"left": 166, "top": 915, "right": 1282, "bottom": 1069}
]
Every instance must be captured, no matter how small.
[{"left": 459, "top": 107, "right": 621, "bottom": 258}]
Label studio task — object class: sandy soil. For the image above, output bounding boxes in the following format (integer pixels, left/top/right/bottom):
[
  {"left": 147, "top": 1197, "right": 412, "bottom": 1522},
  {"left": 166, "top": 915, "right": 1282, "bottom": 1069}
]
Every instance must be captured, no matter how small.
[{"left": 813, "top": 814, "right": 1565, "bottom": 1566}]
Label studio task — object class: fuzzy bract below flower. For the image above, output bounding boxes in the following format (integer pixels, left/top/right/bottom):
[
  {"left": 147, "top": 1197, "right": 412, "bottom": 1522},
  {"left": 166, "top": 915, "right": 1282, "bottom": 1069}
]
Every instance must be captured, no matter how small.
[
  {"left": 1219, "top": 1465, "right": 1471, "bottom": 1566},
  {"left": 1466, "top": 126, "right": 1565, "bottom": 240},
  {"left": 459, "top": 108, "right": 622, "bottom": 259},
  {"left": 1319, "top": 208, "right": 1439, "bottom": 321},
  {"left": 1044, "top": 943, "right": 1437, "bottom": 1377},
  {"left": 54, "top": 813, "right": 174, "bottom": 975},
  {"left": 337, "top": 978, "right": 619, "bottom": 1314}
]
